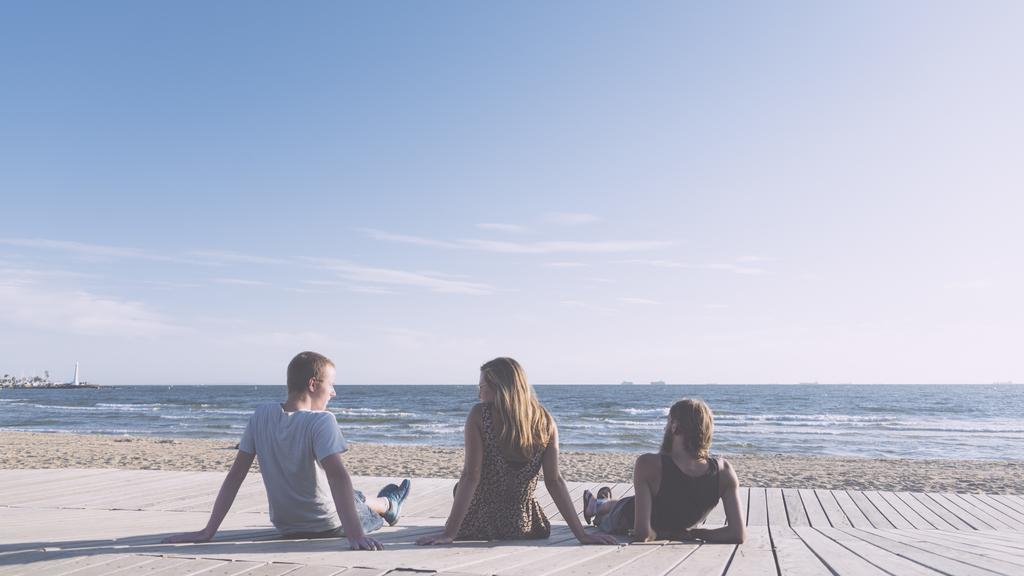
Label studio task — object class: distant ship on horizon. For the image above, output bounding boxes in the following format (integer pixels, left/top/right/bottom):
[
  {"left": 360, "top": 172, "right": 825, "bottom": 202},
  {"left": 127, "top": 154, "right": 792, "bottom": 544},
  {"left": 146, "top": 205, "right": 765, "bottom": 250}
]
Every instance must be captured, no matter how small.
[{"left": 650, "top": 380, "right": 666, "bottom": 385}]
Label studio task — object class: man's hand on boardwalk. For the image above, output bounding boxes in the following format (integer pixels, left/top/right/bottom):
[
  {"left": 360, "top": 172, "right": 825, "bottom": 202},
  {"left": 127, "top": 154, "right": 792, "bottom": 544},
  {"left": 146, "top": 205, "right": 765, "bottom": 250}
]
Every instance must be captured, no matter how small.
[
  {"left": 162, "top": 529, "right": 214, "bottom": 544},
  {"left": 348, "top": 535, "right": 384, "bottom": 550}
]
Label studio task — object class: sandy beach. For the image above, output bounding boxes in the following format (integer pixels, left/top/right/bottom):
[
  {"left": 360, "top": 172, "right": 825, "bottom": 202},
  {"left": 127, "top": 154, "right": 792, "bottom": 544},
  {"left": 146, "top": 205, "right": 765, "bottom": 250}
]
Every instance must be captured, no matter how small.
[{"left": 3, "top": 431, "right": 1021, "bottom": 493}]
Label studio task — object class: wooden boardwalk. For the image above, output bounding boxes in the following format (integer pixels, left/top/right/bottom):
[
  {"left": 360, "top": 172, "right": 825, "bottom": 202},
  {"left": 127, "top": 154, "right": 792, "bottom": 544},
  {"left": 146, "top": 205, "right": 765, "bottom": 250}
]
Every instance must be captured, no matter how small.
[{"left": 1, "top": 469, "right": 1022, "bottom": 575}]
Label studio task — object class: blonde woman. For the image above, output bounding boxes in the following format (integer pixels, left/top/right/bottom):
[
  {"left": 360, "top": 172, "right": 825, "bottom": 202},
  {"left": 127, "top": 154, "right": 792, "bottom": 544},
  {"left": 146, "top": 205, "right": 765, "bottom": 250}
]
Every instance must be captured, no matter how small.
[
  {"left": 586, "top": 399, "right": 745, "bottom": 543},
  {"left": 417, "top": 357, "right": 617, "bottom": 545}
]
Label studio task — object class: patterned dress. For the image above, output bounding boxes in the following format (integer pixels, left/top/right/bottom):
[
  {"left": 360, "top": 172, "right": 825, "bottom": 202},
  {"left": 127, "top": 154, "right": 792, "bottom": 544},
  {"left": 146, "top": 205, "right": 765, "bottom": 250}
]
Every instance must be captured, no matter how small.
[{"left": 456, "top": 403, "right": 551, "bottom": 540}]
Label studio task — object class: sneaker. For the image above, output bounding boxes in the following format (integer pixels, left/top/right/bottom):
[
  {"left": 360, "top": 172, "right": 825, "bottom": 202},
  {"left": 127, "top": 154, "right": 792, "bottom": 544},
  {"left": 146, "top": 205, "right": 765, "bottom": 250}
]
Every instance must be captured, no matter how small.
[
  {"left": 377, "top": 479, "right": 411, "bottom": 526},
  {"left": 597, "top": 486, "right": 612, "bottom": 500}
]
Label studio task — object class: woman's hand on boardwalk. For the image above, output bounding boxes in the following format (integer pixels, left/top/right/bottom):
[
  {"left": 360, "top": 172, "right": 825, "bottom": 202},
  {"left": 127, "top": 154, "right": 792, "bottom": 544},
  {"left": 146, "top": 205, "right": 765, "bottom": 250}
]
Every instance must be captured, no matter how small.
[
  {"left": 578, "top": 532, "right": 620, "bottom": 545},
  {"left": 416, "top": 532, "right": 455, "bottom": 545},
  {"left": 348, "top": 535, "right": 384, "bottom": 551},
  {"left": 162, "top": 529, "right": 214, "bottom": 544}
]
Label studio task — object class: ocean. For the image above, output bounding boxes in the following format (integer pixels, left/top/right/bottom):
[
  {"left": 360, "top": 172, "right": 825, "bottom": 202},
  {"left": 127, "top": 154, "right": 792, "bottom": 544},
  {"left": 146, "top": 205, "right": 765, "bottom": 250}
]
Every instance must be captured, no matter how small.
[{"left": 1, "top": 384, "right": 1021, "bottom": 461}]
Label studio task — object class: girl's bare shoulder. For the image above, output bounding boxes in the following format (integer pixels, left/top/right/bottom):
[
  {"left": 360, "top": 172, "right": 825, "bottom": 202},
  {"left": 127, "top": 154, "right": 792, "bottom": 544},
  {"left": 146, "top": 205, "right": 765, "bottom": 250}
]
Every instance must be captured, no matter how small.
[{"left": 634, "top": 452, "right": 663, "bottom": 475}]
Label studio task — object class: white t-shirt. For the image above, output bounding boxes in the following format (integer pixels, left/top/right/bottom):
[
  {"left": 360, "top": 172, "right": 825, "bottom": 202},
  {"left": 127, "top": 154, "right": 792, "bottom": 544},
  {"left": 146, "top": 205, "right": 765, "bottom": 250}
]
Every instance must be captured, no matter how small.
[{"left": 239, "top": 403, "right": 348, "bottom": 534}]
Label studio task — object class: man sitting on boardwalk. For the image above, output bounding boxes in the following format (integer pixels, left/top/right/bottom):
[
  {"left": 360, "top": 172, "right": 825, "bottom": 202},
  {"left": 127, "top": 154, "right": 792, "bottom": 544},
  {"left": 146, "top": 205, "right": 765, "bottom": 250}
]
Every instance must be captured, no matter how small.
[{"left": 163, "top": 351, "right": 410, "bottom": 550}]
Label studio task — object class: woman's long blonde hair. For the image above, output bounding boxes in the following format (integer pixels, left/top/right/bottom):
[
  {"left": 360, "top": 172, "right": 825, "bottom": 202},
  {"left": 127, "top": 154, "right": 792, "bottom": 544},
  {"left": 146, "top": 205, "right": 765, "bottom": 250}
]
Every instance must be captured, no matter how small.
[{"left": 480, "top": 357, "right": 553, "bottom": 461}]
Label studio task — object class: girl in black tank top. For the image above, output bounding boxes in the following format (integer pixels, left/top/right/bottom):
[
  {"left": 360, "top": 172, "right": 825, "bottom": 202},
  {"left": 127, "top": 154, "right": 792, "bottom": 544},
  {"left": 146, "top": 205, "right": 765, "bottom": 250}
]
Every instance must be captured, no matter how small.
[
  {"left": 587, "top": 399, "right": 746, "bottom": 544},
  {"left": 650, "top": 454, "right": 721, "bottom": 533}
]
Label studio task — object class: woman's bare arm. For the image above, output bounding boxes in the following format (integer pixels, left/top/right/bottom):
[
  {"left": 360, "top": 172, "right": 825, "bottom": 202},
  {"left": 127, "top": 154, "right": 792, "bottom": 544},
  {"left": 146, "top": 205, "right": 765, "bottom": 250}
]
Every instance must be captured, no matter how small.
[
  {"left": 417, "top": 404, "right": 485, "bottom": 545},
  {"left": 687, "top": 459, "right": 746, "bottom": 544},
  {"left": 543, "top": 422, "right": 618, "bottom": 545},
  {"left": 632, "top": 453, "right": 660, "bottom": 542}
]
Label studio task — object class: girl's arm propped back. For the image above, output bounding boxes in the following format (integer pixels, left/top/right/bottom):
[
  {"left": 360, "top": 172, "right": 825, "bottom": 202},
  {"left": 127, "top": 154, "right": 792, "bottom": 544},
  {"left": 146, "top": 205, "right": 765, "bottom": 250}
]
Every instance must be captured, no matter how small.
[
  {"left": 687, "top": 459, "right": 746, "bottom": 544},
  {"left": 417, "top": 404, "right": 485, "bottom": 545},
  {"left": 632, "top": 453, "right": 660, "bottom": 542}
]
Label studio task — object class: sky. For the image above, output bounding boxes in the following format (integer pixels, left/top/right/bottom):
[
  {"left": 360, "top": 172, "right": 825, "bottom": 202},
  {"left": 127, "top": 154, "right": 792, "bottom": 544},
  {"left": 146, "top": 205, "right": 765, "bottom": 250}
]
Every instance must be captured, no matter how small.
[{"left": 1, "top": 1, "right": 1022, "bottom": 385}]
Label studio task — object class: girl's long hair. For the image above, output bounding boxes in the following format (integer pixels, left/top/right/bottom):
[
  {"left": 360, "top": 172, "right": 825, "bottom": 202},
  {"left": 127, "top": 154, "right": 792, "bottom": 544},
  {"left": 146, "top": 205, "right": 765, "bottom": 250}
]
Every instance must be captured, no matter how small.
[
  {"left": 659, "top": 399, "right": 713, "bottom": 459},
  {"left": 480, "top": 357, "right": 553, "bottom": 461}
]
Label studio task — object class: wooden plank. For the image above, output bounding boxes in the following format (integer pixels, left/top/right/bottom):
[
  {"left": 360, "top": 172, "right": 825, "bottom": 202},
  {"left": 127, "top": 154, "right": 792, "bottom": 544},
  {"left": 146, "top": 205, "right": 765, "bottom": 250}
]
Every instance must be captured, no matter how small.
[
  {"left": 890, "top": 492, "right": 955, "bottom": 531},
  {"left": 736, "top": 487, "right": 748, "bottom": 527},
  {"left": 933, "top": 524, "right": 1024, "bottom": 545},
  {"left": 189, "top": 560, "right": 268, "bottom": 576},
  {"left": 494, "top": 542, "right": 623, "bottom": 576},
  {"left": 460, "top": 531, "right": 588, "bottom": 575},
  {"left": 831, "top": 490, "right": 872, "bottom": 529},
  {"left": 271, "top": 567, "right": 347, "bottom": 576},
  {"left": 946, "top": 493, "right": 1015, "bottom": 530},
  {"left": 768, "top": 527, "right": 832, "bottom": 576},
  {"left": 662, "top": 543, "right": 735, "bottom": 576},
  {"left": 903, "top": 530, "right": 1024, "bottom": 568},
  {"left": 70, "top": 555, "right": 162, "bottom": 575},
  {"left": 792, "top": 527, "right": 888, "bottom": 575},
  {"left": 603, "top": 542, "right": 699, "bottom": 576},
  {"left": 14, "top": 554, "right": 132, "bottom": 576},
  {"left": 975, "top": 493, "right": 1024, "bottom": 526},
  {"left": 991, "top": 494, "right": 1024, "bottom": 516},
  {"left": 545, "top": 542, "right": 668, "bottom": 576},
  {"left": 0, "top": 470, "right": 118, "bottom": 502},
  {"left": 876, "top": 492, "right": 932, "bottom": 530},
  {"left": 907, "top": 492, "right": 972, "bottom": 530},
  {"left": 225, "top": 563, "right": 308, "bottom": 576},
  {"left": 798, "top": 489, "right": 829, "bottom": 528},
  {"left": 746, "top": 488, "right": 767, "bottom": 527},
  {"left": 5, "top": 471, "right": 152, "bottom": 507},
  {"left": 703, "top": 500, "right": 726, "bottom": 526},
  {"left": 781, "top": 489, "right": 808, "bottom": 527},
  {"left": 816, "top": 527, "right": 944, "bottom": 576},
  {"left": 764, "top": 488, "right": 787, "bottom": 529},
  {"left": 848, "top": 527, "right": 1019, "bottom": 575},
  {"left": 147, "top": 559, "right": 253, "bottom": 576},
  {"left": 727, "top": 525, "right": 776, "bottom": 575},
  {"left": 108, "top": 557, "right": 194, "bottom": 574},
  {"left": 924, "top": 493, "right": 993, "bottom": 530},
  {"left": 0, "top": 553, "right": 82, "bottom": 576},
  {"left": 813, "top": 490, "right": 850, "bottom": 528},
  {"left": 724, "top": 547, "right": 776, "bottom": 576},
  {"left": 861, "top": 491, "right": 913, "bottom": 530},
  {"left": 846, "top": 490, "right": 894, "bottom": 529},
  {"left": 52, "top": 473, "right": 211, "bottom": 510}
]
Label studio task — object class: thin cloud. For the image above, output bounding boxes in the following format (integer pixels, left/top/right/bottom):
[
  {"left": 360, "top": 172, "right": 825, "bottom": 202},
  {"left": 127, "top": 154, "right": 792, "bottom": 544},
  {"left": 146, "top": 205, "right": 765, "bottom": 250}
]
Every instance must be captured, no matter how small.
[
  {"left": 0, "top": 283, "right": 178, "bottom": 338},
  {"left": 461, "top": 239, "right": 672, "bottom": 254},
  {"left": 142, "top": 280, "right": 202, "bottom": 290},
  {"left": 359, "top": 229, "right": 461, "bottom": 249},
  {"left": 213, "top": 278, "right": 270, "bottom": 286},
  {"left": 476, "top": 223, "right": 531, "bottom": 234},
  {"left": 362, "top": 229, "right": 672, "bottom": 254},
  {"left": 619, "top": 259, "right": 768, "bottom": 275},
  {"left": 560, "top": 299, "right": 616, "bottom": 314},
  {"left": 618, "top": 297, "right": 661, "bottom": 305},
  {"left": 308, "top": 258, "right": 496, "bottom": 295},
  {"left": 1, "top": 238, "right": 148, "bottom": 259},
  {"left": 707, "top": 263, "right": 767, "bottom": 276},
  {"left": 302, "top": 280, "right": 398, "bottom": 295},
  {"left": 543, "top": 212, "right": 602, "bottom": 226},
  {"left": 189, "top": 250, "right": 287, "bottom": 265},
  {"left": 544, "top": 262, "right": 587, "bottom": 268},
  {"left": 0, "top": 237, "right": 194, "bottom": 264}
]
